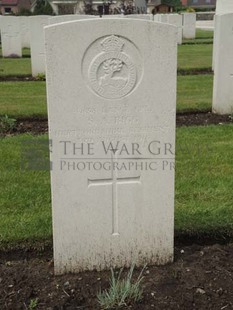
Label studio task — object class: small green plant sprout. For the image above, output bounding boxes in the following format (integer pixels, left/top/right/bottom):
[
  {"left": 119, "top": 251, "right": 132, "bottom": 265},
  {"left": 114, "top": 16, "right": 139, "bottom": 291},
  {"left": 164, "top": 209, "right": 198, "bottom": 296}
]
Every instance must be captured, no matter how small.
[
  {"left": 29, "top": 298, "right": 39, "bottom": 310},
  {"left": 36, "top": 73, "right": 46, "bottom": 81},
  {"left": 97, "top": 264, "right": 145, "bottom": 309},
  {"left": 0, "top": 115, "right": 16, "bottom": 133},
  {"left": 171, "top": 268, "right": 180, "bottom": 280}
]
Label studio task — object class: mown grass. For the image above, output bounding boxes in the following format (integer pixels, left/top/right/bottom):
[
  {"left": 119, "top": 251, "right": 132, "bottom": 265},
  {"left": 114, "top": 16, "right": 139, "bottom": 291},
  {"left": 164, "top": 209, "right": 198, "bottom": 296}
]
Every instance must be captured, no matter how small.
[
  {"left": 0, "top": 81, "right": 47, "bottom": 118},
  {"left": 0, "top": 75, "right": 213, "bottom": 118},
  {"left": 177, "top": 74, "right": 213, "bottom": 112},
  {"left": 178, "top": 44, "right": 213, "bottom": 70},
  {"left": 175, "top": 125, "right": 233, "bottom": 235},
  {"left": 0, "top": 58, "right": 32, "bottom": 77},
  {"left": 0, "top": 134, "right": 51, "bottom": 247},
  {"left": 196, "top": 29, "right": 213, "bottom": 39},
  {"left": 0, "top": 125, "right": 233, "bottom": 248},
  {"left": 0, "top": 46, "right": 31, "bottom": 77}
]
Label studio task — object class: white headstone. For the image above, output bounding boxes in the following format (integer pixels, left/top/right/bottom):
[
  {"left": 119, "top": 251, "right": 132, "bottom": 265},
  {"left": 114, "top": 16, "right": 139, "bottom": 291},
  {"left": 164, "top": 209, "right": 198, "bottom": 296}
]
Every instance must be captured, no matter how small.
[
  {"left": 0, "top": 16, "right": 22, "bottom": 57},
  {"left": 0, "top": 16, "right": 2, "bottom": 32},
  {"left": 156, "top": 14, "right": 182, "bottom": 45},
  {"left": 212, "top": 15, "right": 221, "bottom": 71},
  {"left": 159, "top": 14, "right": 168, "bottom": 23},
  {"left": 45, "top": 19, "right": 177, "bottom": 274},
  {"left": 20, "top": 16, "right": 30, "bottom": 48},
  {"left": 152, "top": 14, "right": 160, "bottom": 22},
  {"left": 213, "top": 1, "right": 233, "bottom": 71},
  {"left": 49, "top": 14, "right": 98, "bottom": 25},
  {"left": 29, "top": 16, "right": 49, "bottom": 77},
  {"left": 168, "top": 14, "right": 182, "bottom": 45},
  {"left": 213, "top": 13, "right": 233, "bottom": 114},
  {"left": 216, "top": 0, "right": 233, "bottom": 14},
  {"left": 182, "top": 13, "right": 196, "bottom": 39}
]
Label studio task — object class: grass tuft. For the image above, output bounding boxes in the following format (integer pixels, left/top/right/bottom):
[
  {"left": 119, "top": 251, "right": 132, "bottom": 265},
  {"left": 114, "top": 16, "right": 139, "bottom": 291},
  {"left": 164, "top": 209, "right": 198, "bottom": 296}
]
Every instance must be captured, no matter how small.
[
  {"left": 29, "top": 298, "right": 39, "bottom": 310},
  {"left": 0, "top": 115, "right": 16, "bottom": 133},
  {"left": 97, "top": 264, "right": 145, "bottom": 309}
]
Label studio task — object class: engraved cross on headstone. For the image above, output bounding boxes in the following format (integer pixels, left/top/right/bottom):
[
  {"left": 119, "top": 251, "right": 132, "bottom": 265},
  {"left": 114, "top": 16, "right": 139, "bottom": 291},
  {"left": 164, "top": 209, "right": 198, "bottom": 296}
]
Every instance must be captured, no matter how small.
[{"left": 88, "top": 153, "right": 141, "bottom": 236}]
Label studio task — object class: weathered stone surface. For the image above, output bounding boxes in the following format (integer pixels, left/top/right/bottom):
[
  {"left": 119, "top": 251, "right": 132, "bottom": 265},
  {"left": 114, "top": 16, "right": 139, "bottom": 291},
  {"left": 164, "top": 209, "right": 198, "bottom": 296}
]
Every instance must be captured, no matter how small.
[
  {"left": 152, "top": 14, "right": 182, "bottom": 44},
  {"left": 49, "top": 14, "right": 98, "bottom": 25},
  {"left": 168, "top": 14, "right": 182, "bottom": 45},
  {"left": 216, "top": 0, "right": 233, "bottom": 14},
  {"left": 212, "top": 14, "right": 221, "bottom": 71},
  {"left": 45, "top": 19, "right": 177, "bottom": 274},
  {"left": 213, "top": 1, "right": 233, "bottom": 71},
  {"left": 0, "top": 16, "right": 22, "bottom": 57},
  {"left": 182, "top": 13, "right": 196, "bottom": 39},
  {"left": 213, "top": 13, "right": 233, "bottom": 114},
  {"left": 20, "top": 16, "right": 30, "bottom": 48},
  {"left": 29, "top": 16, "right": 49, "bottom": 76}
]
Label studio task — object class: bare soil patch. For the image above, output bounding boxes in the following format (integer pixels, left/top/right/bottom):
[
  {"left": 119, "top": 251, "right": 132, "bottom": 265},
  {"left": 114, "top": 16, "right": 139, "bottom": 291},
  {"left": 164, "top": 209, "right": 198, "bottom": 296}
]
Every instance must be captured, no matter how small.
[
  {"left": 0, "top": 243, "right": 233, "bottom": 309},
  {"left": 0, "top": 76, "right": 38, "bottom": 82}
]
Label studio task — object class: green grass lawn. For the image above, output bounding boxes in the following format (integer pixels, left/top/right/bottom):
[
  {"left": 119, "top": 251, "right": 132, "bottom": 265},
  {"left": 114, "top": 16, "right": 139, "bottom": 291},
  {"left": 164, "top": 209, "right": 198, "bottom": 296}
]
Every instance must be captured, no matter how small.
[
  {"left": 196, "top": 29, "right": 213, "bottom": 39},
  {"left": 175, "top": 125, "right": 233, "bottom": 235},
  {"left": 0, "top": 81, "right": 47, "bottom": 118},
  {"left": 0, "top": 75, "right": 213, "bottom": 118},
  {"left": 0, "top": 42, "right": 212, "bottom": 77},
  {"left": 0, "top": 58, "right": 32, "bottom": 77},
  {"left": 0, "top": 135, "right": 51, "bottom": 247},
  {"left": 177, "top": 74, "right": 213, "bottom": 112},
  {"left": 178, "top": 44, "right": 213, "bottom": 70},
  {"left": 0, "top": 125, "right": 232, "bottom": 248}
]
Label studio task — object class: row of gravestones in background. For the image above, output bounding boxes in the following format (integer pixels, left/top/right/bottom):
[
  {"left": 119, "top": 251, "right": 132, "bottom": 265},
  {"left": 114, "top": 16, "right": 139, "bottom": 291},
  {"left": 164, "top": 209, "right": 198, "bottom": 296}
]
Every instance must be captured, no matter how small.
[
  {"left": 0, "top": 13, "right": 196, "bottom": 69},
  {"left": 0, "top": 11, "right": 232, "bottom": 113},
  {"left": 0, "top": 11, "right": 232, "bottom": 114}
]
